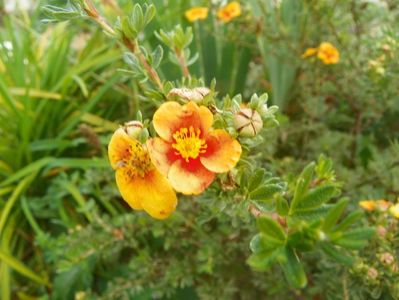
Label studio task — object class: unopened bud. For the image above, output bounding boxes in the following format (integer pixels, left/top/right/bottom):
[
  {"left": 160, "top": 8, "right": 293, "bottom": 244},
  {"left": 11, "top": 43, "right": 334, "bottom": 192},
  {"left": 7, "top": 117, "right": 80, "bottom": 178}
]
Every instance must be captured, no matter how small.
[
  {"left": 167, "top": 87, "right": 210, "bottom": 103},
  {"left": 234, "top": 108, "right": 263, "bottom": 137},
  {"left": 367, "top": 267, "right": 378, "bottom": 280},
  {"left": 123, "top": 121, "right": 143, "bottom": 139},
  {"left": 376, "top": 225, "right": 387, "bottom": 238},
  {"left": 380, "top": 252, "right": 395, "bottom": 266}
]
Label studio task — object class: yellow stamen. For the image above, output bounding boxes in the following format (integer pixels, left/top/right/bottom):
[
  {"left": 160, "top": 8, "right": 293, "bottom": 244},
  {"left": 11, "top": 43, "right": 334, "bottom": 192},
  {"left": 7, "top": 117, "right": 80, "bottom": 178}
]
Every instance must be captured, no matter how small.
[
  {"left": 172, "top": 126, "right": 207, "bottom": 162},
  {"left": 119, "top": 140, "right": 153, "bottom": 178}
]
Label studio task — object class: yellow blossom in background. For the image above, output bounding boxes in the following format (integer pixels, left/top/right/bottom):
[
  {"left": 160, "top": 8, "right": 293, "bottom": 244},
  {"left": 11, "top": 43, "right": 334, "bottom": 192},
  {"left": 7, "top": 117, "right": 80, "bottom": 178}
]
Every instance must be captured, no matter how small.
[
  {"left": 359, "top": 200, "right": 376, "bottom": 211},
  {"left": 359, "top": 199, "right": 391, "bottom": 212},
  {"left": 217, "top": 1, "right": 241, "bottom": 23},
  {"left": 108, "top": 127, "right": 177, "bottom": 219},
  {"left": 389, "top": 203, "right": 399, "bottom": 218},
  {"left": 301, "top": 47, "right": 318, "bottom": 58},
  {"left": 185, "top": 7, "right": 209, "bottom": 22},
  {"left": 302, "top": 42, "right": 340, "bottom": 64},
  {"left": 317, "top": 42, "right": 340, "bottom": 64}
]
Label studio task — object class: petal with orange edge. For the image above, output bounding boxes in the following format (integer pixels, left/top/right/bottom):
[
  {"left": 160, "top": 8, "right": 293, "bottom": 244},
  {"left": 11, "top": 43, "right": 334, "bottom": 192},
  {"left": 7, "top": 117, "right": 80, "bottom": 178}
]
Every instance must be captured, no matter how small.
[
  {"left": 146, "top": 137, "right": 178, "bottom": 175},
  {"left": 168, "top": 159, "right": 215, "bottom": 195},
  {"left": 108, "top": 128, "right": 132, "bottom": 169},
  {"left": 200, "top": 129, "right": 242, "bottom": 173},
  {"left": 153, "top": 101, "right": 213, "bottom": 141},
  {"left": 116, "top": 169, "right": 177, "bottom": 219}
]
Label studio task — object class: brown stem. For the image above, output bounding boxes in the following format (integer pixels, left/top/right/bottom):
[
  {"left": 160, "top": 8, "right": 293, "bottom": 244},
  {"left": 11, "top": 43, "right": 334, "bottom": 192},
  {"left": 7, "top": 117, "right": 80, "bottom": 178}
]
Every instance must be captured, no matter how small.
[
  {"left": 83, "top": 0, "right": 163, "bottom": 90},
  {"left": 175, "top": 47, "right": 190, "bottom": 78}
]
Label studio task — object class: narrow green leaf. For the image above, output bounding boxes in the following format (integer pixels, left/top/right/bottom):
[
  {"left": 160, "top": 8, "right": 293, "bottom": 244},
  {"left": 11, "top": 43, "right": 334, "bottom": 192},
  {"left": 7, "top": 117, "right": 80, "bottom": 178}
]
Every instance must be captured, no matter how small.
[
  {"left": 290, "top": 162, "right": 315, "bottom": 210},
  {"left": 0, "top": 250, "right": 48, "bottom": 286},
  {"left": 292, "top": 185, "right": 336, "bottom": 212},
  {"left": 322, "top": 198, "right": 349, "bottom": 232},
  {"left": 257, "top": 216, "right": 286, "bottom": 243},
  {"left": 250, "top": 184, "right": 283, "bottom": 201},
  {"left": 320, "top": 243, "right": 354, "bottom": 265},
  {"left": 279, "top": 247, "right": 307, "bottom": 288},
  {"left": 248, "top": 168, "right": 265, "bottom": 191},
  {"left": 334, "top": 210, "right": 364, "bottom": 232}
]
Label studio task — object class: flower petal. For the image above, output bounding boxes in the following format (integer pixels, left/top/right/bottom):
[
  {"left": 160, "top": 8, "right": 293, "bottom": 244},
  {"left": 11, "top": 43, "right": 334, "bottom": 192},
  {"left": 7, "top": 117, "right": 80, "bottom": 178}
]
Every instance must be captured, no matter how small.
[
  {"left": 108, "top": 128, "right": 133, "bottom": 169},
  {"left": 153, "top": 101, "right": 213, "bottom": 142},
  {"left": 146, "top": 137, "right": 178, "bottom": 175},
  {"left": 116, "top": 169, "right": 177, "bottom": 219},
  {"left": 168, "top": 159, "right": 215, "bottom": 195},
  {"left": 200, "top": 129, "right": 242, "bottom": 173}
]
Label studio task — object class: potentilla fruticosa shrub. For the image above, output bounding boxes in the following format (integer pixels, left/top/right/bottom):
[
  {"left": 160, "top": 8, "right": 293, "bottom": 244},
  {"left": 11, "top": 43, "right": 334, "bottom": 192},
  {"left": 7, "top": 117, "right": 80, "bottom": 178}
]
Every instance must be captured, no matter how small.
[{"left": 40, "top": 0, "right": 376, "bottom": 292}]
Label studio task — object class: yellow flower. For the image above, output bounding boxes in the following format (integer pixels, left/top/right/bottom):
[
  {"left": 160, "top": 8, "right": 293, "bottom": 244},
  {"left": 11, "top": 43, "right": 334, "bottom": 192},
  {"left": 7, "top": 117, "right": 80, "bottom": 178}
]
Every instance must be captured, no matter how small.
[
  {"left": 359, "top": 199, "right": 391, "bottom": 212},
  {"left": 359, "top": 200, "right": 376, "bottom": 211},
  {"left": 389, "top": 203, "right": 399, "bottom": 218},
  {"left": 217, "top": 1, "right": 241, "bottom": 23},
  {"left": 108, "top": 127, "right": 177, "bottom": 219},
  {"left": 185, "top": 7, "right": 209, "bottom": 22},
  {"left": 301, "top": 47, "right": 318, "bottom": 58},
  {"left": 317, "top": 42, "right": 339, "bottom": 65}
]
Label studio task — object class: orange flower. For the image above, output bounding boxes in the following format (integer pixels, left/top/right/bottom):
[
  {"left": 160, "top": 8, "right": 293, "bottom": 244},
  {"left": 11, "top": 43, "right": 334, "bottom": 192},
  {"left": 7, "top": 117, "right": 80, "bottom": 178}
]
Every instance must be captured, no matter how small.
[
  {"left": 317, "top": 42, "right": 339, "bottom": 64},
  {"left": 185, "top": 7, "right": 209, "bottom": 22},
  {"left": 147, "top": 101, "right": 242, "bottom": 195},
  {"left": 217, "top": 1, "right": 241, "bottom": 23},
  {"left": 108, "top": 128, "right": 177, "bottom": 219}
]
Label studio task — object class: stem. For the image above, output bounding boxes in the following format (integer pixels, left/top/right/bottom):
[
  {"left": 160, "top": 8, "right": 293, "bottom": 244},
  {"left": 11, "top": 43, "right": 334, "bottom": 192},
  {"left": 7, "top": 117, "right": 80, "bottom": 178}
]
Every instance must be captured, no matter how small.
[
  {"left": 175, "top": 48, "right": 191, "bottom": 78},
  {"left": 83, "top": 0, "right": 163, "bottom": 90}
]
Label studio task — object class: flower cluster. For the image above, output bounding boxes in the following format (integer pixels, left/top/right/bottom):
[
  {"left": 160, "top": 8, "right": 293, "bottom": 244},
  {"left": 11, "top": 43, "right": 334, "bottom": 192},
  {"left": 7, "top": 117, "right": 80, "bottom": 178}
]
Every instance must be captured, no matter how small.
[
  {"left": 108, "top": 98, "right": 244, "bottom": 219},
  {"left": 302, "top": 42, "right": 340, "bottom": 65},
  {"left": 185, "top": 2, "right": 241, "bottom": 23},
  {"left": 359, "top": 199, "right": 399, "bottom": 219}
]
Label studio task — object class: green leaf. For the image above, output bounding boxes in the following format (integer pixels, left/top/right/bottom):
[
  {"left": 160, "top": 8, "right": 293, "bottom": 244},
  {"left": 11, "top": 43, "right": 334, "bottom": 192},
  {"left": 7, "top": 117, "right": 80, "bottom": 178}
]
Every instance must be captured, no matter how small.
[
  {"left": 320, "top": 243, "right": 354, "bottom": 265},
  {"left": 279, "top": 247, "right": 307, "bottom": 288},
  {"left": 250, "top": 184, "right": 283, "bottom": 201},
  {"left": 333, "top": 238, "right": 368, "bottom": 250},
  {"left": 339, "top": 228, "right": 375, "bottom": 241},
  {"left": 0, "top": 250, "right": 48, "bottom": 286},
  {"left": 247, "top": 249, "right": 281, "bottom": 272},
  {"left": 291, "top": 205, "right": 332, "bottom": 221},
  {"left": 290, "top": 162, "right": 315, "bottom": 210},
  {"left": 334, "top": 210, "right": 364, "bottom": 232},
  {"left": 131, "top": 4, "right": 144, "bottom": 32},
  {"left": 322, "top": 198, "right": 349, "bottom": 232},
  {"left": 292, "top": 185, "right": 336, "bottom": 212},
  {"left": 248, "top": 168, "right": 266, "bottom": 191},
  {"left": 151, "top": 45, "right": 164, "bottom": 69},
  {"left": 257, "top": 216, "right": 286, "bottom": 244},
  {"left": 276, "top": 196, "right": 289, "bottom": 216}
]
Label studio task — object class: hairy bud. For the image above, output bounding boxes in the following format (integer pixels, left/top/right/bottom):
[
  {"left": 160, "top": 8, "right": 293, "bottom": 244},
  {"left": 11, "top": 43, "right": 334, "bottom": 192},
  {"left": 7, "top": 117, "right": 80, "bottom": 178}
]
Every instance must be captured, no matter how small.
[
  {"left": 167, "top": 87, "right": 210, "bottom": 103},
  {"left": 234, "top": 108, "right": 263, "bottom": 137}
]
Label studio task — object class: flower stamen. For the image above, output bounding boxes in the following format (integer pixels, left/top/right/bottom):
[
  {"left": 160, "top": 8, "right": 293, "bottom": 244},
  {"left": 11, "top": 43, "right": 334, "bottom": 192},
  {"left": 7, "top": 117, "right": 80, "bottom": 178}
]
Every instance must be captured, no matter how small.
[
  {"left": 122, "top": 140, "right": 153, "bottom": 178},
  {"left": 172, "top": 126, "right": 207, "bottom": 162}
]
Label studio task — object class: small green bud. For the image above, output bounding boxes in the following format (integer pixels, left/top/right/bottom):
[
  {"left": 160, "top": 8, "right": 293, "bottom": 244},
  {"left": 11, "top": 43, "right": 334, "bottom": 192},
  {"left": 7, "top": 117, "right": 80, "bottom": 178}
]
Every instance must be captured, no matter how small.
[{"left": 123, "top": 120, "right": 144, "bottom": 139}]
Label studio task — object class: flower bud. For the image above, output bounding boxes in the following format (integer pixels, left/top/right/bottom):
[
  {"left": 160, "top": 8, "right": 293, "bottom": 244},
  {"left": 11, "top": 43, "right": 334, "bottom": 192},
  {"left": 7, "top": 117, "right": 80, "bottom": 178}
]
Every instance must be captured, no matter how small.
[
  {"left": 233, "top": 108, "right": 263, "bottom": 137},
  {"left": 380, "top": 252, "right": 395, "bottom": 266},
  {"left": 167, "top": 87, "right": 210, "bottom": 103},
  {"left": 123, "top": 120, "right": 144, "bottom": 139},
  {"left": 367, "top": 267, "right": 378, "bottom": 280}
]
